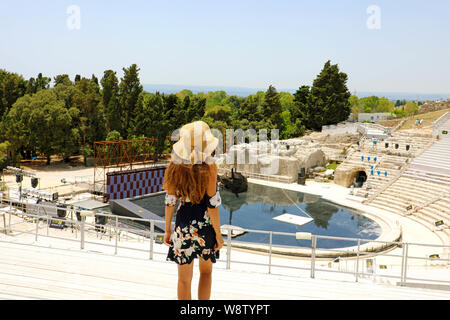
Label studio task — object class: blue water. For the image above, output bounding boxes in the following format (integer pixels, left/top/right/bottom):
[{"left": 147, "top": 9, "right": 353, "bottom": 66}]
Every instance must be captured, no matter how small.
[
  {"left": 131, "top": 183, "right": 381, "bottom": 249},
  {"left": 218, "top": 184, "right": 381, "bottom": 249},
  {"left": 143, "top": 84, "right": 450, "bottom": 101}
]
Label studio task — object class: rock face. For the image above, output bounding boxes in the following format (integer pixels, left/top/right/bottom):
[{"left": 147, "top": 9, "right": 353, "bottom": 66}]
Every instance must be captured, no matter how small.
[
  {"left": 221, "top": 169, "right": 248, "bottom": 194},
  {"left": 334, "top": 167, "right": 363, "bottom": 187},
  {"left": 418, "top": 99, "right": 450, "bottom": 114},
  {"left": 295, "top": 149, "right": 327, "bottom": 169},
  {"left": 216, "top": 132, "right": 361, "bottom": 183}
]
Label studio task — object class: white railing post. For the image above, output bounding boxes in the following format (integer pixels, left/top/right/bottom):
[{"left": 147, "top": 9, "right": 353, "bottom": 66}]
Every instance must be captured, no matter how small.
[
  {"left": 115, "top": 216, "right": 118, "bottom": 255},
  {"left": 268, "top": 231, "right": 273, "bottom": 274},
  {"left": 149, "top": 220, "right": 154, "bottom": 260},
  {"left": 311, "top": 235, "right": 316, "bottom": 279},
  {"left": 80, "top": 216, "right": 85, "bottom": 250},
  {"left": 34, "top": 215, "right": 39, "bottom": 242},
  {"left": 226, "top": 227, "right": 232, "bottom": 270},
  {"left": 355, "top": 239, "right": 361, "bottom": 282},
  {"left": 400, "top": 242, "right": 409, "bottom": 285}
]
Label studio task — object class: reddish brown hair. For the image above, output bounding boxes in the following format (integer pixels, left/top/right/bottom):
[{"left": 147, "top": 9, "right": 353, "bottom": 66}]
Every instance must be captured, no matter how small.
[{"left": 163, "top": 162, "right": 214, "bottom": 204}]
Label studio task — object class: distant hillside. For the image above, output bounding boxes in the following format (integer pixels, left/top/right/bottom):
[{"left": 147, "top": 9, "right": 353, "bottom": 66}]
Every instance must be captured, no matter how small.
[{"left": 143, "top": 84, "right": 450, "bottom": 101}]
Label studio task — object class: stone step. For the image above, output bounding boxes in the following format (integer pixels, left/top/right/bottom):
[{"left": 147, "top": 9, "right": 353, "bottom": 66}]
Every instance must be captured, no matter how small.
[
  {"left": 402, "top": 172, "right": 450, "bottom": 186},
  {"left": 419, "top": 207, "right": 449, "bottom": 224},
  {"left": 389, "top": 180, "right": 444, "bottom": 195}
]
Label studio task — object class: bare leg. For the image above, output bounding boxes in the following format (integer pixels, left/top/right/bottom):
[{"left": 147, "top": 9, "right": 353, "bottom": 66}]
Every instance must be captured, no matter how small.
[
  {"left": 177, "top": 261, "right": 194, "bottom": 300},
  {"left": 198, "top": 257, "right": 213, "bottom": 300}
]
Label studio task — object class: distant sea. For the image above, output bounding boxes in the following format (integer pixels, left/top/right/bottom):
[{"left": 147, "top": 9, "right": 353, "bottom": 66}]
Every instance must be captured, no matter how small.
[{"left": 143, "top": 84, "right": 450, "bottom": 102}]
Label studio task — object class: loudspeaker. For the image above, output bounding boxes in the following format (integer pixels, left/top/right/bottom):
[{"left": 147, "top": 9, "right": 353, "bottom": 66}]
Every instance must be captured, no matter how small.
[
  {"left": 57, "top": 204, "right": 67, "bottom": 218},
  {"left": 31, "top": 177, "right": 39, "bottom": 188},
  {"left": 300, "top": 167, "right": 306, "bottom": 177},
  {"left": 298, "top": 174, "right": 306, "bottom": 185},
  {"left": 95, "top": 215, "right": 107, "bottom": 225}
]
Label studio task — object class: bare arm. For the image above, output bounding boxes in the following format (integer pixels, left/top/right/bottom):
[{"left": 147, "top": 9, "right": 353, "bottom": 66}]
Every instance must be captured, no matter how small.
[
  {"left": 165, "top": 205, "right": 175, "bottom": 233},
  {"left": 207, "top": 164, "right": 224, "bottom": 251},
  {"left": 163, "top": 183, "right": 177, "bottom": 246}
]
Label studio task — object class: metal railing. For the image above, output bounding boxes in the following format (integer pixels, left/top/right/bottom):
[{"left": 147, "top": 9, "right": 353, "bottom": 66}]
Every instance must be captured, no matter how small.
[
  {"left": 0, "top": 197, "right": 449, "bottom": 288},
  {"left": 432, "top": 111, "right": 450, "bottom": 137}
]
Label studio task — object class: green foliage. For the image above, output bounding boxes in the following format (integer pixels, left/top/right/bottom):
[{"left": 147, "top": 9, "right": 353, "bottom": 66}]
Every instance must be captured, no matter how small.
[
  {"left": 261, "top": 85, "right": 283, "bottom": 130},
  {"left": 291, "top": 61, "right": 351, "bottom": 131},
  {"left": 119, "top": 64, "right": 143, "bottom": 138},
  {"left": 3, "top": 89, "right": 79, "bottom": 164},
  {"left": 403, "top": 101, "right": 419, "bottom": 116},
  {"left": 326, "top": 161, "right": 339, "bottom": 170},
  {"left": 101, "top": 70, "right": 121, "bottom": 133},
  {"left": 0, "top": 61, "right": 360, "bottom": 164},
  {"left": 0, "top": 141, "right": 10, "bottom": 169},
  {"left": 106, "top": 130, "right": 123, "bottom": 141},
  {"left": 0, "top": 70, "right": 28, "bottom": 119}
]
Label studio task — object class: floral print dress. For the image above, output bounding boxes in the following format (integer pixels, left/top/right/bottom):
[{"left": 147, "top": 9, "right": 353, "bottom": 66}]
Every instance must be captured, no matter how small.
[{"left": 165, "top": 191, "right": 221, "bottom": 265}]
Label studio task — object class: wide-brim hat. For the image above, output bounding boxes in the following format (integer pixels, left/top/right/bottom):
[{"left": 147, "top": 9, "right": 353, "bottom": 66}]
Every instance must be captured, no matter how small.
[{"left": 172, "top": 121, "right": 218, "bottom": 164}]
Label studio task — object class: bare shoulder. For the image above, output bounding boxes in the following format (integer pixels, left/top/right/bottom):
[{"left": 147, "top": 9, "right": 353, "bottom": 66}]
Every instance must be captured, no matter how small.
[{"left": 208, "top": 163, "right": 218, "bottom": 174}]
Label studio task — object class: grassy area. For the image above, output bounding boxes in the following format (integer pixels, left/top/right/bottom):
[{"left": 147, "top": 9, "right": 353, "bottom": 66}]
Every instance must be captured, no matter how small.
[
  {"left": 326, "top": 161, "right": 340, "bottom": 170},
  {"left": 398, "top": 108, "right": 450, "bottom": 130}
]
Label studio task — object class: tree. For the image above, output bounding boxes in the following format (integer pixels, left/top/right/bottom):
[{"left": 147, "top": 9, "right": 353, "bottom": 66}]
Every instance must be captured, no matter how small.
[
  {"left": 309, "top": 60, "right": 351, "bottom": 128},
  {"left": 0, "top": 94, "right": 33, "bottom": 162},
  {"left": 293, "top": 61, "right": 351, "bottom": 131},
  {"left": 164, "top": 93, "right": 182, "bottom": 132},
  {"left": 106, "top": 130, "right": 123, "bottom": 141},
  {"left": 261, "top": 85, "right": 283, "bottom": 130},
  {"left": 0, "top": 70, "right": 27, "bottom": 120},
  {"left": 54, "top": 74, "right": 72, "bottom": 87},
  {"left": 26, "top": 73, "right": 51, "bottom": 95},
  {"left": 349, "top": 94, "right": 363, "bottom": 119},
  {"left": 376, "top": 97, "right": 394, "bottom": 113},
  {"left": 3, "top": 90, "right": 78, "bottom": 164},
  {"left": 101, "top": 70, "right": 121, "bottom": 133},
  {"left": 134, "top": 92, "right": 170, "bottom": 160},
  {"left": 205, "top": 105, "right": 231, "bottom": 122},
  {"left": 186, "top": 96, "right": 206, "bottom": 122},
  {"left": 404, "top": 101, "right": 418, "bottom": 115},
  {"left": 73, "top": 77, "right": 106, "bottom": 148},
  {"left": 292, "top": 85, "right": 317, "bottom": 133},
  {"left": 119, "top": 64, "right": 143, "bottom": 138}
]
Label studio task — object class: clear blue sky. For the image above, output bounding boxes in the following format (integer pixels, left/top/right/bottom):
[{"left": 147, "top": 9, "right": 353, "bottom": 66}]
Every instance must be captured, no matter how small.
[{"left": 1, "top": 0, "right": 449, "bottom": 94}]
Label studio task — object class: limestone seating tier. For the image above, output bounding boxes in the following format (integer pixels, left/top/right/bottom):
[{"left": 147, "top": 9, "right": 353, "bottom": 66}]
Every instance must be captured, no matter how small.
[
  {"left": 369, "top": 174, "right": 449, "bottom": 243},
  {"left": 388, "top": 177, "right": 446, "bottom": 195},
  {"left": 353, "top": 155, "right": 408, "bottom": 198},
  {"left": 370, "top": 177, "right": 447, "bottom": 212},
  {"left": 419, "top": 205, "right": 448, "bottom": 224},
  {"left": 409, "top": 133, "right": 450, "bottom": 175},
  {"left": 359, "top": 136, "right": 433, "bottom": 157},
  {"left": 403, "top": 171, "right": 450, "bottom": 186}
]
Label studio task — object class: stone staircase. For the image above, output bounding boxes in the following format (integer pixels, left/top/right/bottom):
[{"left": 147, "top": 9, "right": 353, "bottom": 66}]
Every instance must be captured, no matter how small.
[
  {"left": 409, "top": 118, "right": 450, "bottom": 176},
  {"left": 367, "top": 120, "right": 450, "bottom": 242},
  {"left": 353, "top": 154, "right": 408, "bottom": 199}
]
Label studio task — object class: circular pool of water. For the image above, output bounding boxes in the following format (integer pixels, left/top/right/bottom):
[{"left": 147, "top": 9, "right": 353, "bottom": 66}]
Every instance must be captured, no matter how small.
[{"left": 130, "top": 183, "right": 382, "bottom": 249}]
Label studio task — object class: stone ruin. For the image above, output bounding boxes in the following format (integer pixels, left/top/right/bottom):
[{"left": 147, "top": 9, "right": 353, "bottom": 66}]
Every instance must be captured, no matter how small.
[{"left": 215, "top": 132, "right": 361, "bottom": 183}]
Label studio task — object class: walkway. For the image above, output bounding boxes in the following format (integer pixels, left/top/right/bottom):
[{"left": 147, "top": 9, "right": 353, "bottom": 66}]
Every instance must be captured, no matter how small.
[{"left": 1, "top": 237, "right": 449, "bottom": 300}]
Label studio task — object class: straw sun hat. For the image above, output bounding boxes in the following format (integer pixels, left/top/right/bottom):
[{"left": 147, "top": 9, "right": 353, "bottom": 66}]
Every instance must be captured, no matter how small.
[{"left": 172, "top": 121, "right": 219, "bottom": 164}]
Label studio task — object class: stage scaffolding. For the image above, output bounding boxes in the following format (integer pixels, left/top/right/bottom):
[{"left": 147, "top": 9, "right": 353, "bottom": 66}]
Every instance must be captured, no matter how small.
[{"left": 93, "top": 137, "right": 175, "bottom": 202}]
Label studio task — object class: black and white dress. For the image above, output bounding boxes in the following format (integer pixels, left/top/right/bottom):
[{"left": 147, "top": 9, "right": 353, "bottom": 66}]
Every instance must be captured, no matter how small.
[{"left": 165, "top": 191, "right": 221, "bottom": 265}]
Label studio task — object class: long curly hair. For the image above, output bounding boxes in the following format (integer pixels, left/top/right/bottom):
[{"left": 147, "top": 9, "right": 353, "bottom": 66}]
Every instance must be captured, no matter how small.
[{"left": 163, "top": 161, "right": 214, "bottom": 204}]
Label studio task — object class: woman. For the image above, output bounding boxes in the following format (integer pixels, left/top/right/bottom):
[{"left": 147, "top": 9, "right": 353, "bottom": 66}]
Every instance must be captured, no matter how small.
[{"left": 163, "top": 121, "right": 224, "bottom": 300}]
